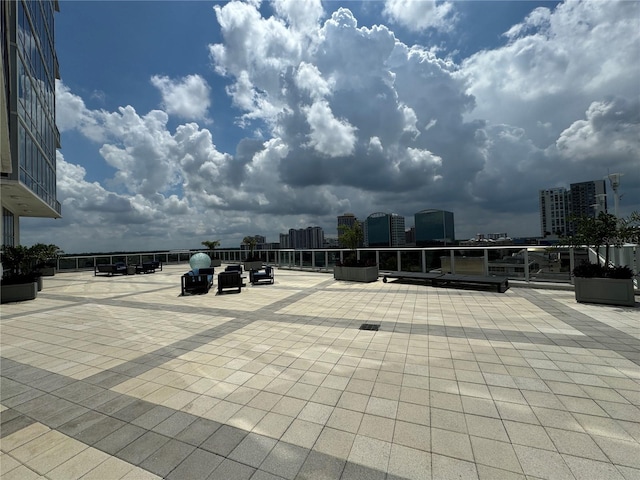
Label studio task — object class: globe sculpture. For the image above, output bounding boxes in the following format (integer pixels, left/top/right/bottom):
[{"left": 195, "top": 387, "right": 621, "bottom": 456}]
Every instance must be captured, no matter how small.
[{"left": 189, "top": 253, "right": 211, "bottom": 270}]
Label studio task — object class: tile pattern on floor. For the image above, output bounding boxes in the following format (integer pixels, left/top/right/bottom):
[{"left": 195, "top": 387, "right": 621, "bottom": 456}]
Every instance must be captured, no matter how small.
[{"left": 1, "top": 265, "right": 639, "bottom": 479}]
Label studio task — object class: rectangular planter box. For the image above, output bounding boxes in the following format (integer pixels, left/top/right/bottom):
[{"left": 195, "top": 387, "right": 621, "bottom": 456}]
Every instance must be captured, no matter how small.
[
  {"left": 38, "top": 267, "right": 56, "bottom": 276},
  {"left": 1, "top": 282, "right": 38, "bottom": 303},
  {"left": 211, "top": 259, "right": 222, "bottom": 267},
  {"left": 243, "top": 261, "right": 263, "bottom": 271},
  {"left": 574, "top": 277, "right": 636, "bottom": 307},
  {"left": 334, "top": 265, "right": 379, "bottom": 283}
]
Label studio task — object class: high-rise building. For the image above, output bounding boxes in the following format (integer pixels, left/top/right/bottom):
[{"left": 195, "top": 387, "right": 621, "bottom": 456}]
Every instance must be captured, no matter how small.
[
  {"left": 1, "top": 0, "right": 61, "bottom": 246},
  {"left": 570, "top": 180, "right": 607, "bottom": 220},
  {"left": 288, "top": 226, "right": 324, "bottom": 249},
  {"left": 337, "top": 213, "right": 357, "bottom": 231},
  {"left": 364, "top": 212, "right": 405, "bottom": 247},
  {"left": 414, "top": 210, "right": 455, "bottom": 246},
  {"left": 539, "top": 180, "right": 607, "bottom": 237},
  {"left": 405, "top": 226, "right": 416, "bottom": 245},
  {"left": 279, "top": 233, "right": 289, "bottom": 249},
  {"left": 539, "top": 187, "right": 570, "bottom": 237}
]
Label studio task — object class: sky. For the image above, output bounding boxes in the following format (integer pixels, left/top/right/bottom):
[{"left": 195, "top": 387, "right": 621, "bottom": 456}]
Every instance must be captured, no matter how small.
[{"left": 21, "top": 0, "right": 640, "bottom": 254}]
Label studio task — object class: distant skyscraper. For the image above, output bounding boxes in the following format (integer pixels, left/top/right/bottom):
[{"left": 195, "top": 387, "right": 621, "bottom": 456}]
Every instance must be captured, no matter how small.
[
  {"left": 288, "top": 226, "right": 324, "bottom": 249},
  {"left": 539, "top": 187, "right": 570, "bottom": 237},
  {"left": 1, "top": 0, "right": 62, "bottom": 246},
  {"left": 539, "top": 180, "right": 607, "bottom": 237},
  {"left": 405, "top": 226, "right": 416, "bottom": 245},
  {"left": 337, "top": 213, "right": 357, "bottom": 231},
  {"left": 570, "top": 180, "right": 607, "bottom": 220},
  {"left": 364, "top": 212, "right": 405, "bottom": 247},
  {"left": 279, "top": 233, "right": 289, "bottom": 249},
  {"left": 414, "top": 210, "right": 455, "bottom": 246}
]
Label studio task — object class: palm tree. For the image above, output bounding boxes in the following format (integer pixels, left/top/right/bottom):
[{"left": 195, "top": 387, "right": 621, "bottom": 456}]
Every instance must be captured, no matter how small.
[
  {"left": 201, "top": 240, "right": 221, "bottom": 252},
  {"left": 242, "top": 236, "right": 258, "bottom": 260}
]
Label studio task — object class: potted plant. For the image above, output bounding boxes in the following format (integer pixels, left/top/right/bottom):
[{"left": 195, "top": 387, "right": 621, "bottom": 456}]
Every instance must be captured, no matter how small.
[
  {"left": 242, "top": 236, "right": 262, "bottom": 271},
  {"left": 334, "top": 223, "right": 378, "bottom": 282},
  {"left": 32, "top": 243, "right": 63, "bottom": 276},
  {"left": 201, "top": 240, "right": 222, "bottom": 267},
  {"left": 1, "top": 245, "right": 40, "bottom": 303},
  {"left": 566, "top": 211, "right": 638, "bottom": 307}
]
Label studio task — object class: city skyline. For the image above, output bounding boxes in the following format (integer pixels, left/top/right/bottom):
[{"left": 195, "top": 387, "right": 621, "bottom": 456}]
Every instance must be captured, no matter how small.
[{"left": 19, "top": 0, "right": 640, "bottom": 253}]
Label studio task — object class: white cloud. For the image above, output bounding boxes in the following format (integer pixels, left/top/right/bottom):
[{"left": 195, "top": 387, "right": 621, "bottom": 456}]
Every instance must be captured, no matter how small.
[
  {"left": 55, "top": 80, "right": 108, "bottom": 142},
  {"left": 383, "top": 0, "right": 455, "bottom": 32},
  {"left": 461, "top": 0, "right": 640, "bottom": 145},
  {"left": 303, "top": 100, "right": 357, "bottom": 157},
  {"left": 556, "top": 97, "right": 640, "bottom": 171},
  {"left": 150, "top": 74, "right": 211, "bottom": 121},
  {"left": 37, "top": 1, "right": 639, "bottom": 252}
]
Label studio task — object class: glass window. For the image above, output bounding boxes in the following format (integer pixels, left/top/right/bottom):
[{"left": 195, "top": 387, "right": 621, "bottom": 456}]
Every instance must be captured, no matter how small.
[{"left": 3, "top": 208, "right": 15, "bottom": 247}]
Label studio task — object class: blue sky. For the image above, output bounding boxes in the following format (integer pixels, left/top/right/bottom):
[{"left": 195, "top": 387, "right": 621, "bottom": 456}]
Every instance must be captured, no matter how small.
[{"left": 21, "top": 0, "right": 640, "bottom": 253}]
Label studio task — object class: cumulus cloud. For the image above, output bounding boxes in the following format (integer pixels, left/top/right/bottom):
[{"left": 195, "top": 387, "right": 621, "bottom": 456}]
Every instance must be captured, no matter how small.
[
  {"left": 556, "top": 97, "right": 640, "bottom": 171},
  {"left": 383, "top": 0, "right": 455, "bottom": 32},
  {"left": 461, "top": 0, "right": 640, "bottom": 146},
  {"left": 39, "top": 0, "right": 639, "bottom": 252},
  {"left": 150, "top": 74, "right": 211, "bottom": 121}
]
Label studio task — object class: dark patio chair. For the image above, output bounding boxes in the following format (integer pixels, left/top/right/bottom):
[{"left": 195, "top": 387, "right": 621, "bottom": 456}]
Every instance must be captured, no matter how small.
[
  {"left": 217, "top": 271, "right": 242, "bottom": 294},
  {"left": 250, "top": 266, "right": 274, "bottom": 285},
  {"left": 181, "top": 268, "right": 214, "bottom": 295}
]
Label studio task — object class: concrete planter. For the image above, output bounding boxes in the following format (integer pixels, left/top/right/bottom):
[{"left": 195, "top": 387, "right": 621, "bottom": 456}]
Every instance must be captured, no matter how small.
[
  {"left": 38, "top": 267, "right": 56, "bottom": 276},
  {"left": 243, "top": 261, "right": 263, "bottom": 271},
  {"left": 574, "top": 277, "right": 635, "bottom": 307},
  {"left": 1, "top": 282, "right": 38, "bottom": 303},
  {"left": 334, "top": 265, "right": 379, "bottom": 283},
  {"left": 211, "top": 259, "right": 222, "bottom": 267}
]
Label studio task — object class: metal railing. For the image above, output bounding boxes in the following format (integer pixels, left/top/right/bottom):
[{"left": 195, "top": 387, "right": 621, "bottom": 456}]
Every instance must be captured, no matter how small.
[{"left": 53, "top": 244, "right": 638, "bottom": 285}]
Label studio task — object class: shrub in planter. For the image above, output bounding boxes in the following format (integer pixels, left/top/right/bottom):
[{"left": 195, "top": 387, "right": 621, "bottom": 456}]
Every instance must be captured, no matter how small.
[
  {"left": 1, "top": 245, "right": 42, "bottom": 303},
  {"left": 335, "top": 223, "right": 378, "bottom": 282},
  {"left": 563, "top": 212, "right": 638, "bottom": 307}
]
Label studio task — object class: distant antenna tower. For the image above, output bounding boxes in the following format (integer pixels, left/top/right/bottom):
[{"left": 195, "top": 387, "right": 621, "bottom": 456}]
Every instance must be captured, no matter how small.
[
  {"left": 605, "top": 173, "right": 623, "bottom": 217},
  {"left": 592, "top": 194, "right": 607, "bottom": 215}
]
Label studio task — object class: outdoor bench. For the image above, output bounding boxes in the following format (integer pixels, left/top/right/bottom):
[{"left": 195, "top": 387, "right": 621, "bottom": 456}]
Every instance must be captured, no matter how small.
[
  {"left": 382, "top": 271, "right": 509, "bottom": 293},
  {"left": 95, "top": 263, "right": 129, "bottom": 276}
]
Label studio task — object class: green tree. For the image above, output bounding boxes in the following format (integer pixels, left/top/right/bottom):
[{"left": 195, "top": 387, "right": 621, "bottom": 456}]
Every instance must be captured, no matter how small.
[
  {"left": 338, "top": 223, "right": 363, "bottom": 265},
  {"left": 338, "top": 223, "right": 363, "bottom": 251},
  {"left": 566, "top": 211, "right": 638, "bottom": 268}
]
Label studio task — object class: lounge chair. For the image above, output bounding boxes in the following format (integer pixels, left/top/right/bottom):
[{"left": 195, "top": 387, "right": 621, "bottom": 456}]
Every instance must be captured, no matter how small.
[
  {"left": 225, "top": 264, "right": 243, "bottom": 274},
  {"left": 217, "top": 271, "right": 242, "bottom": 294},
  {"left": 181, "top": 267, "right": 214, "bottom": 295},
  {"left": 95, "top": 262, "right": 129, "bottom": 276},
  {"left": 250, "top": 266, "right": 274, "bottom": 285}
]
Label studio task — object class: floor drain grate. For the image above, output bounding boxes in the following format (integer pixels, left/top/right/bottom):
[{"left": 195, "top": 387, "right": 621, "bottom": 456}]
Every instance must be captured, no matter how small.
[{"left": 359, "top": 323, "right": 380, "bottom": 331}]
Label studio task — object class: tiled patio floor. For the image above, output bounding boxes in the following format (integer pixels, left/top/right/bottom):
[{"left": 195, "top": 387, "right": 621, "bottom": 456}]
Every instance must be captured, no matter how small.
[{"left": 1, "top": 265, "right": 638, "bottom": 479}]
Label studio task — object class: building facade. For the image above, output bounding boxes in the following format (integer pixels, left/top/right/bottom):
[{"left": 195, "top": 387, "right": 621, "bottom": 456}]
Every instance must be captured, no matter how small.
[
  {"left": 364, "top": 212, "right": 405, "bottom": 247},
  {"left": 539, "top": 180, "right": 607, "bottom": 237},
  {"left": 279, "top": 233, "right": 289, "bottom": 249},
  {"left": 1, "top": 0, "right": 61, "bottom": 246},
  {"left": 570, "top": 180, "right": 607, "bottom": 221},
  {"left": 288, "top": 226, "right": 324, "bottom": 249},
  {"left": 539, "top": 187, "right": 570, "bottom": 237},
  {"left": 414, "top": 209, "right": 455, "bottom": 246}
]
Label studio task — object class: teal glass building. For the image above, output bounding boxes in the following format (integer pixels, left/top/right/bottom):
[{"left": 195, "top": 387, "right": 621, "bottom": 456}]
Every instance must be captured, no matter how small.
[{"left": 415, "top": 209, "right": 455, "bottom": 246}]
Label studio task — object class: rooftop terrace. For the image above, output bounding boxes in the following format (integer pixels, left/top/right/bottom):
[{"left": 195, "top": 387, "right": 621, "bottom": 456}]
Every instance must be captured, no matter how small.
[{"left": 1, "top": 265, "right": 639, "bottom": 479}]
